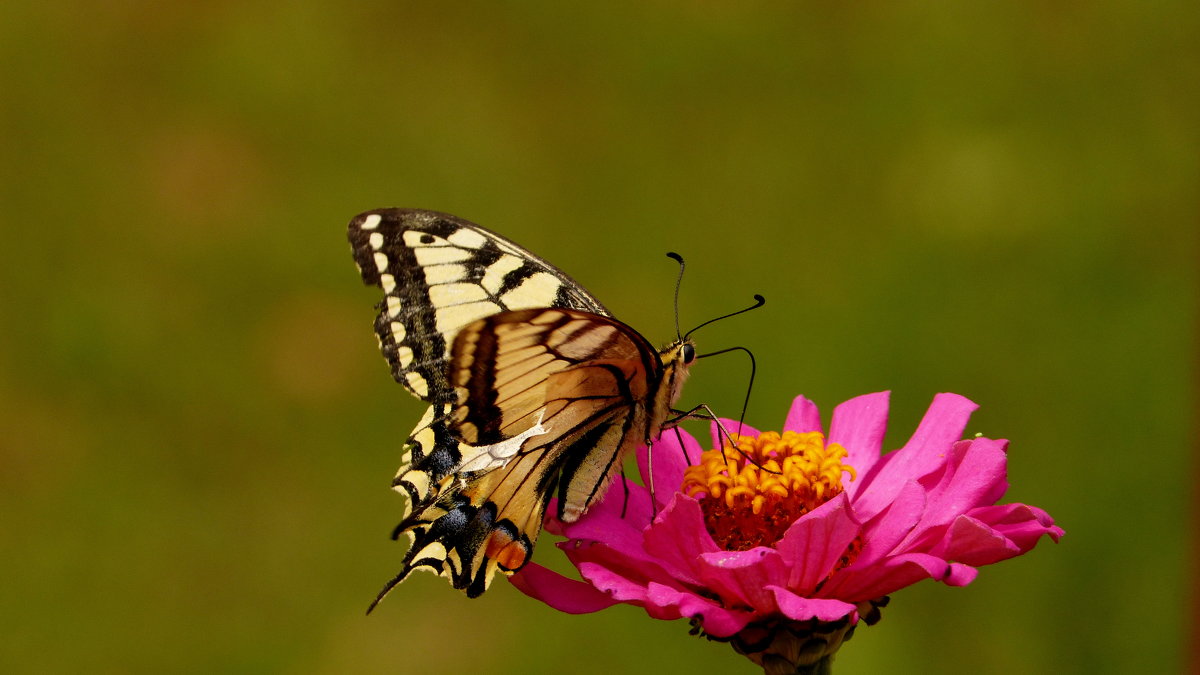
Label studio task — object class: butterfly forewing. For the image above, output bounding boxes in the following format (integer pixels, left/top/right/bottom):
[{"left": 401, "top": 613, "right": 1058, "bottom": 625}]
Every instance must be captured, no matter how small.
[
  {"left": 349, "top": 208, "right": 693, "bottom": 605},
  {"left": 348, "top": 209, "right": 610, "bottom": 402}
]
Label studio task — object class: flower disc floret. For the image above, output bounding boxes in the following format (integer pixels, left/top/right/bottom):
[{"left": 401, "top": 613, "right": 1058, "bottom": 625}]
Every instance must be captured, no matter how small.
[{"left": 682, "top": 431, "right": 856, "bottom": 550}]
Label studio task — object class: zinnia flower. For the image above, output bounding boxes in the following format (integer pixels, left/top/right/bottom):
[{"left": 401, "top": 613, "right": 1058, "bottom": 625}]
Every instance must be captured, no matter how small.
[{"left": 510, "top": 392, "right": 1063, "bottom": 673}]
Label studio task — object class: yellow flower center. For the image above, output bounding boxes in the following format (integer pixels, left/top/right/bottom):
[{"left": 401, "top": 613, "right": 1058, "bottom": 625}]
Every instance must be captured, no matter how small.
[{"left": 681, "top": 431, "right": 856, "bottom": 551}]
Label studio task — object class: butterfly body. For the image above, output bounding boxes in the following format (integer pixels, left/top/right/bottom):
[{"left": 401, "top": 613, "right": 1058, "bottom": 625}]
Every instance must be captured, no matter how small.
[{"left": 348, "top": 209, "right": 695, "bottom": 602}]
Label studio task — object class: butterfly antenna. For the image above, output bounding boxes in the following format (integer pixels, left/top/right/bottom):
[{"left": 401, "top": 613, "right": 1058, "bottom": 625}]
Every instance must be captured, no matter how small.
[
  {"left": 667, "top": 252, "right": 686, "bottom": 341},
  {"left": 684, "top": 294, "right": 766, "bottom": 340}
]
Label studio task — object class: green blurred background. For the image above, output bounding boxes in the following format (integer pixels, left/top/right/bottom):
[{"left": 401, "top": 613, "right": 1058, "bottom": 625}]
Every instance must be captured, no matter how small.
[{"left": 2, "top": 3, "right": 1195, "bottom": 673}]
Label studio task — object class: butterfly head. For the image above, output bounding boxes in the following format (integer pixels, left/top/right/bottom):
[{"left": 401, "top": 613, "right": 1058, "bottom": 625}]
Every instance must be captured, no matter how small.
[{"left": 660, "top": 337, "right": 698, "bottom": 407}]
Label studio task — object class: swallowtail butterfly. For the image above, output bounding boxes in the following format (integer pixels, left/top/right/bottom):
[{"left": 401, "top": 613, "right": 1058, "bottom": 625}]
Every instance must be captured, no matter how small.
[{"left": 348, "top": 208, "right": 698, "bottom": 604}]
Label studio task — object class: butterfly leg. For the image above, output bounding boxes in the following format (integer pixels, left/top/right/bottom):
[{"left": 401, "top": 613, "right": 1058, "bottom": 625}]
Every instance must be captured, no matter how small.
[
  {"left": 645, "top": 438, "right": 657, "bottom": 521},
  {"left": 666, "top": 403, "right": 780, "bottom": 475},
  {"left": 619, "top": 465, "right": 631, "bottom": 520},
  {"left": 665, "top": 403, "right": 714, "bottom": 426}
]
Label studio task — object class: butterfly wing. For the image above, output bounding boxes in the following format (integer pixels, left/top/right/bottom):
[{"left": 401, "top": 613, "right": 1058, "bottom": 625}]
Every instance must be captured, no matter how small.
[
  {"left": 390, "top": 308, "right": 667, "bottom": 599},
  {"left": 347, "top": 208, "right": 614, "bottom": 559},
  {"left": 347, "top": 208, "right": 610, "bottom": 403}
]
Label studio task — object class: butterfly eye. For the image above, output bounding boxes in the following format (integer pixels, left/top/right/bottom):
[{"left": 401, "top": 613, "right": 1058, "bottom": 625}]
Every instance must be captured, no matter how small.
[{"left": 682, "top": 343, "right": 696, "bottom": 364}]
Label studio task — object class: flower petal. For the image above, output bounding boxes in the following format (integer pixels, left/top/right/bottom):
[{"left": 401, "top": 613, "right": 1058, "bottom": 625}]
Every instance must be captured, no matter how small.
[
  {"left": 968, "top": 503, "right": 1065, "bottom": 549},
  {"left": 851, "top": 393, "right": 977, "bottom": 521},
  {"left": 640, "top": 581, "right": 756, "bottom": 638},
  {"left": 828, "top": 391, "right": 890, "bottom": 491},
  {"left": 581, "top": 567, "right": 755, "bottom": 638},
  {"left": 929, "top": 514, "right": 1022, "bottom": 566},
  {"left": 508, "top": 562, "right": 619, "bottom": 613},
  {"left": 853, "top": 480, "right": 926, "bottom": 567},
  {"left": 641, "top": 494, "right": 722, "bottom": 585},
  {"left": 931, "top": 504, "right": 1063, "bottom": 565},
  {"left": 554, "top": 477, "right": 654, "bottom": 553},
  {"left": 696, "top": 547, "right": 790, "bottom": 609},
  {"left": 767, "top": 586, "right": 859, "bottom": 623},
  {"left": 773, "top": 492, "right": 861, "bottom": 594},
  {"left": 783, "top": 395, "right": 823, "bottom": 434},
  {"left": 824, "top": 552, "right": 974, "bottom": 600},
  {"left": 896, "top": 438, "right": 1009, "bottom": 551}
]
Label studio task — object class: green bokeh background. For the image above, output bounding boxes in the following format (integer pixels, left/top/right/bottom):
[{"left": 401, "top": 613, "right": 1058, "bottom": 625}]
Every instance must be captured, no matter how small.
[{"left": 2, "top": 3, "right": 1195, "bottom": 674}]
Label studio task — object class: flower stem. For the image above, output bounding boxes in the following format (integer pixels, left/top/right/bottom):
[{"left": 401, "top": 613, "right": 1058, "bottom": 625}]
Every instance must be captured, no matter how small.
[{"left": 760, "top": 653, "right": 833, "bottom": 675}]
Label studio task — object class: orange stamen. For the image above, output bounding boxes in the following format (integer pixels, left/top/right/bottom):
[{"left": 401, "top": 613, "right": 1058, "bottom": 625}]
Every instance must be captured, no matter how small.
[{"left": 681, "top": 431, "right": 856, "bottom": 551}]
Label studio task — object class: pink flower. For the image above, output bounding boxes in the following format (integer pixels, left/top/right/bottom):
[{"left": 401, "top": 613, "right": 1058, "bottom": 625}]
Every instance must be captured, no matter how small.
[{"left": 511, "top": 393, "right": 1063, "bottom": 669}]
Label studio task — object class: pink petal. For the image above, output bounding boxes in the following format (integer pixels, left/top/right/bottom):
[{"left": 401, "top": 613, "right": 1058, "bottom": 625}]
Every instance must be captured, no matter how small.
[
  {"left": 967, "top": 503, "right": 1064, "bottom": 547},
  {"left": 824, "top": 552, "right": 968, "bottom": 600},
  {"left": 773, "top": 492, "right": 861, "bottom": 594},
  {"left": 852, "top": 480, "right": 926, "bottom": 567},
  {"left": 642, "top": 581, "right": 756, "bottom": 637},
  {"left": 641, "top": 494, "right": 722, "bottom": 585},
  {"left": 508, "top": 562, "right": 619, "bottom": 613},
  {"left": 575, "top": 563, "right": 680, "bottom": 613},
  {"left": 784, "top": 395, "right": 824, "bottom": 434},
  {"left": 896, "top": 438, "right": 1009, "bottom": 551},
  {"left": 828, "top": 391, "right": 890, "bottom": 491},
  {"left": 584, "top": 574, "right": 754, "bottom": 638},
  {"left": 638, "top": 427, "right": 703, "bottom": 510},
  {"left": 932, "top": 505, "right": 1063, "bottom": 565},
  {"left": 695, "top": 547, "right": 790, "bottom": 609},
  {"left": 944, "top": 562, "right": 978, "bottom": 586},
  {"left": 542, "top": 497, "right": 568, "bottom": 536},
  {"left": 929, "top": 514, "right": 1023, "bottom": 566},
  {"left": 597, "top": 474, "right": 655, "bottom": 525},
  {"left": 851, "top": 393, "right": 977, "bottom": 520},
  {"left": 767, "top": 586, "right": 859, "bottom": 623},
  {"left": 556, "top": 477, "right": 655, "bottom": 556}
]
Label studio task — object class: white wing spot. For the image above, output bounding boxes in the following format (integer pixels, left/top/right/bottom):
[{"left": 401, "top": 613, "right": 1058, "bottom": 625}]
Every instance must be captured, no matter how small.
[
  {"left": 373, "top": 252, "right": 389, "bottom": 273},
  {"left": 402, "top": 230, "right": 444, "bottom": 247},
  {"left": 360, "top": 214, "right": 382, "bottom": 230},
  {"left": 429, "top": 282, "right": 488, "bottom": 306},
  {"left": 389, "top": 320, "right": 406, "bottom": 342},
  {"left": 380, "top": 273, "right": 396, "bottom": 294},
  {"left": 406, "top": 371, "right": 429, "bottom": 397},
  {"left": 396, "top": 345, "right": 415, "bottom": 368},
  {"left": 500, "top": 272, "right": 561, "bottom": 308},
  {"left": 415, "top": 246, "right": 472, "bottom": 266},
  {"left": 481, "top": 255, "right": 524, "bottom": 295},
  {"left": 423, "top": 263, "right": 468, "bottom": 286},
  {"left": 447, "top": 228, "right": 488, "bottom": 249},
  {"left": 369, "top": 232, "right": 384, "bottom": 250},
  {"left": 387, "top": 295, "right": 402, "bottom": 317}
]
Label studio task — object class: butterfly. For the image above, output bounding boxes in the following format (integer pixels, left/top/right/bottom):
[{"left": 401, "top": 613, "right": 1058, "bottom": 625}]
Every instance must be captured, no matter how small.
[{"left": 348, "top": 208, "right": 698, "bottom": 605}]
